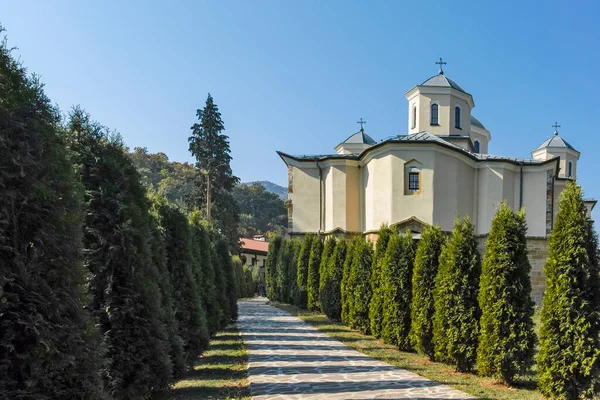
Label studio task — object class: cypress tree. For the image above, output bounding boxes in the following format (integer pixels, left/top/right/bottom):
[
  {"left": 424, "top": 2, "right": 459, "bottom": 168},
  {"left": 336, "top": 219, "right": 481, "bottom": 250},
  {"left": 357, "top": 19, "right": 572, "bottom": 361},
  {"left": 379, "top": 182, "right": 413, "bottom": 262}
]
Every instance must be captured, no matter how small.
[
  {"left": 318, "top": 236, "right": 337, "bottom": 310},
  {"left": 214, "top": 239, "right": 239, "bottom": 322},
  {"left": 321, "top": 239, "right": 348, "bottom": 321},
  {"left": 477, "top": 203, "right": 536, "bottom": 383},
  {"left": 0, "top": 36, "right": 103, "bottom": 399},
  {"left": 307, "top": 237, "right": 324, "bottom": 310},
  {"left": 155, "top": 202, "right": 210, "bottom": 368},
  {"left": 211, "top": 244, "right": 230, "bottom": 328},
  {"left": 288, "top": 240, "right": 302, "bottom": 305},
  {"left": 410, "top": 225, "right": 444, "bottom": 358},
  {"left": 276, "top": 239, "right": 292, "bottom": 302},
  {"left": 347, "top": 236, "right": 374, "bottom": 334},
  {"left": 189, "top": 211, "right": 222, "bottom": 336},
  {"left": 369, "top": 224, "right": 394, "bottom": 338},
  {"left": 68, "top": 109, "right": 175, "bottom": 396},
  {"left": 341, "top": 238, "right": 357, "bottom": 324},
  {"left": 433, "top": 216, "right": 481, "bottom": 372},
  {"left": 537, "top": 183, "right": 600, "bottom": 399},
  {"left": 148, "top": 208, "right": 187, "bottom": 378},
  {"left": 296, "top": 234, "right": 315, "bottom": 309},
  {"left": 265, "top": 236, "right": 282, "bottom": 300},
  {"left": 381, "top": 231, "right": 415, "bottom": 350}
]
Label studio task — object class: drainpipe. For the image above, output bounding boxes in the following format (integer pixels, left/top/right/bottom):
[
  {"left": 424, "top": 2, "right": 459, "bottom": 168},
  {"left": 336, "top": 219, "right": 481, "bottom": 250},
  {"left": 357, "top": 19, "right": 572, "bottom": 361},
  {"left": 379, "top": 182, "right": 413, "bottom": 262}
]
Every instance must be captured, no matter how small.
[
  {"left": 519, "top": 162, "right": 524, "bottom": 209},
  {"left": 316, "top": 160, "right": 323, "bottom": 235}
]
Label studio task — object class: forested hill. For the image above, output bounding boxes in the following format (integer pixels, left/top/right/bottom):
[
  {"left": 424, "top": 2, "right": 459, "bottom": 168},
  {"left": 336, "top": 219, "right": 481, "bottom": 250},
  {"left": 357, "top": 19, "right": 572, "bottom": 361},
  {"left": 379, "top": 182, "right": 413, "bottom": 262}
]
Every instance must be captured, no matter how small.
[{"left": 244, "top": 181, "right": 287, "bottom": 200}]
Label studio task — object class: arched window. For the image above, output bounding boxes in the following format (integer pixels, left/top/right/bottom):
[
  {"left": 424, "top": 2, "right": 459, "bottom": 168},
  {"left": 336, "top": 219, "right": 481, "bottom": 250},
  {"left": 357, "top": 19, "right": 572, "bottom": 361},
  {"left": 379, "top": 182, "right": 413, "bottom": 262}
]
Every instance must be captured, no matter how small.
[
  {"left": 412, "top": 105, "right": 417, "bottom": 129},
  {"left": 568, "top": 161, "right": 573, "bottom": 177},
  {"left": 474, "top": 140, "right": 480, "bottom": 154},
  {"left": 455, "top": 105, "right": 461, "bottom": 128},
  {"left": 430, "top": 103, "right": 439, "bottom": 125}
]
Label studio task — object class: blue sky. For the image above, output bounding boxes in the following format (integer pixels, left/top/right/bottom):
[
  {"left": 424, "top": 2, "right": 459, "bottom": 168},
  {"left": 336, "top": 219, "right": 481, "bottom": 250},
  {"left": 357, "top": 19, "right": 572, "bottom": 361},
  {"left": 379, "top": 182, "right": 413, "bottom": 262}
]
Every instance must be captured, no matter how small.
[{"left": 3, "top": 1, "right": 599, "bottom": 220}]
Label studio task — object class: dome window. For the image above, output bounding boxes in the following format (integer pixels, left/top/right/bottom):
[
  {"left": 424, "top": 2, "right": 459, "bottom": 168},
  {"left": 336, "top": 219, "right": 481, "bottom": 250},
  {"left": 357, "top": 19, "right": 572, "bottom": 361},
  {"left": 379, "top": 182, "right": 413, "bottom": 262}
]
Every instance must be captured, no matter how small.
[
  {"left": 474, "top": 140, "right": 480, "bottom": 154},
  {"left": 568, "top": 161, "right": 573, "bottom": 177},
  {"left": 430, "top": 103, "right": 439, "bottom": 125},
  {"left": 455, "top": 105, "right": 461, "bottom": 129},
  {"left": 412, "top": 105, "right": 417, "bottom": 129}
]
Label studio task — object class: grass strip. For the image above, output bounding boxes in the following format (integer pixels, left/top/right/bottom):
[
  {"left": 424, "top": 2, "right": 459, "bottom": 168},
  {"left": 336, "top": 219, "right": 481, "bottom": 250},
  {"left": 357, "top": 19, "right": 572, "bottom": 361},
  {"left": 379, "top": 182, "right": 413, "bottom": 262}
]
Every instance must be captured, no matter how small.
[
  {"left": 270, "top": 301, "right": 542, "bottom": 400},
  {"left": 172, "top": 327, "right": 250, "bottom": 399}
]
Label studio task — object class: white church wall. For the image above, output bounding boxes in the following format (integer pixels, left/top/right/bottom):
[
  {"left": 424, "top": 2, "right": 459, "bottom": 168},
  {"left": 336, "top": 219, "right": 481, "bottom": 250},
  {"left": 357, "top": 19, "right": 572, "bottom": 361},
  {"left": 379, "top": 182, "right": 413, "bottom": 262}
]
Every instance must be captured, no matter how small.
[
  {"left": 363, "top": 155, "right": 393, "bottom": 231},
  {"left": 476, "top": 165, "right": 505, "bottom": 235},
  {"left": 345, "top": 165, "right": 360, "bottom": 232},
  {"left": 433, "top": 152, "right": 476, "bottom": 231},
  {"left": 521, "top": 168, "right": 550, "bottom": 237},
  {"left": 323, "top": 164, "right": 350, "bottom": 232},
  {"left": 290, "top": 165, "right": 321, "bottom": 233}
]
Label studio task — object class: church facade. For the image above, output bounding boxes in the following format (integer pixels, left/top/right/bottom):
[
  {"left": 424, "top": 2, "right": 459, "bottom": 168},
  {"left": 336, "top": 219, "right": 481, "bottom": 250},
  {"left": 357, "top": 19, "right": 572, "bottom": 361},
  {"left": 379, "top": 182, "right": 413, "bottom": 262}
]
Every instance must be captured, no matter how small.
[{"left": 277, "top": 65, "right": 596, "bottom": 304}]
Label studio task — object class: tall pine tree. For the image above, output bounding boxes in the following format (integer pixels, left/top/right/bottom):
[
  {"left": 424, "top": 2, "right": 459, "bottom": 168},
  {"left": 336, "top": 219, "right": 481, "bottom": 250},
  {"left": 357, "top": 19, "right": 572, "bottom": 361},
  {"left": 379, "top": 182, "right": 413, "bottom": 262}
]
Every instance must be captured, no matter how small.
[
  {"left": 381, "top": 231, "right": 415, "bottom": 351},
  {"left": 0, "top": 36, "right": 103, "bottom": 399},
  {"left": 410, "top": 225, "right": 444, "bottom": 358},
  {"left": 537, "top": 183, "right": 600, "bottom": 399},
  {"left": 477, "top": 203, "right": 536, "bottom": 383},
  {"left": 369, "top": 224, "right": 394, "bottom": 338},
  {"left": 433, "top": 216, "right": 481, "bottom": 372},
  {"left": 188, "top": 93, "right": 239, "bottom": 248}
]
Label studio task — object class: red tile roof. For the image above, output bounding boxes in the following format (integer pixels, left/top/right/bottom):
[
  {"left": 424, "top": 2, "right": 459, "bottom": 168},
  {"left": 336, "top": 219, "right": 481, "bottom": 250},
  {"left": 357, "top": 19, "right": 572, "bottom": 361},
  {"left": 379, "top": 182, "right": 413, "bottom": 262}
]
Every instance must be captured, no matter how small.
[{"left": 240, "top": 238, "right": 270, "bottom": 254}]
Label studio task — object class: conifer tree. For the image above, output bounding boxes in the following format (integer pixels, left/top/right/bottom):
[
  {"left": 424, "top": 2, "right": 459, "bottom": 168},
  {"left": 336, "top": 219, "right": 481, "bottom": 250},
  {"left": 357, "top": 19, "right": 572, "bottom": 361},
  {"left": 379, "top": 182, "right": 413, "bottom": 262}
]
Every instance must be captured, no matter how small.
[
  {"left": 189, "top": 211, "right": 222, "bottom": 336},
  {"left": 318, "top": 236, "right": 337, "bottom": 309},
  {"left": 155, "top": 202, "right": 210, "bottom": 368},
  {"left": 307, "top": 237, "right": 324, "bottom": 310},
  {"left": 188, "top": 93, "right": 239, "bottom": 248},
  {"left": 149, "top": 208, "right": 187, "bottom": 377},
  {"left": 410, "top": 225, "right": 444, "bottom": 358},
  {"left": 276, "top": 239, "right": 292, "bottom": 302},
  {"left": 0, "top": 35, "right": 104, "bottom": 399},
  {"left": 296, "top": 234, "right": 315, "bottom": 309},
  {"left": 347, "top": 236, "right": 374, "bottom": 334},
  {"left": 381, "top": 231, "right": 415, "bottom": 350},
  {"left": 369, "top": 224, "right": 394, "bottom": 338},
  {"left": 265, "top": 236, "right": 282, "bottom": 300},
  {"left": 68, "top": 109, "right": 174, "bottom": 396},
  {"left": 477, "top": 203, "right": 536, "bottom": 383},
  {"left": 321, "top": 239, "right": 348, "bottom": 321},
  {"left": 341, "top": 238, "right": 357, "bottom": 323},
  {"left": 211, "top": 244, "right": 230, "bottom": 328},
  {"left": 288, "top": 240, "right": 302, "bottom": 305},
  {"left": 433, "top": 216, "right": 481, "bottom": 372},
  {"left": 215, "top": 239, "right": 239, "bottom": 322},
  {"left": 537, "top": 183, "right": 600, "bottom": 399}
]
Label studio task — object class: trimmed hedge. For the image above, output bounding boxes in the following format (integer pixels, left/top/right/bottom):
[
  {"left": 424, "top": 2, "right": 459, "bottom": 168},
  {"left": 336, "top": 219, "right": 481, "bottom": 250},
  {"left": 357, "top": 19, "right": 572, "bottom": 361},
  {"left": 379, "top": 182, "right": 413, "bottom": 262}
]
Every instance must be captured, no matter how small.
[
  {"left": 369, "top": 224, "right": 394, "bottom": 338},
  {"left": 318, "top": 236, "right": 337, "bottom": 312},
  {"left": 265, "top": 236, "right": 282, "bottom": 300},
  {"left": 296, "top": 234, "right": 315, "bottom": 309},
  {"left": 321, "top": 239, "right": 348, "bottom": 321},
  {"left": 307, "top": 237, "right": 324, "bottom": 310},
  {"left": 347, "top": 236, "right": 374, "bottom": 334}
]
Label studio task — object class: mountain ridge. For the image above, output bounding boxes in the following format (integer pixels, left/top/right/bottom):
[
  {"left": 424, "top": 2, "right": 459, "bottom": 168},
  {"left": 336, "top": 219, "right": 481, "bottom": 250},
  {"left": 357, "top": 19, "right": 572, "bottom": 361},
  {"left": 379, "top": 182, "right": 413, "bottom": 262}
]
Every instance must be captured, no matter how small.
[{"left": 244, "top": 181, "right": 288, "bottom": 200}]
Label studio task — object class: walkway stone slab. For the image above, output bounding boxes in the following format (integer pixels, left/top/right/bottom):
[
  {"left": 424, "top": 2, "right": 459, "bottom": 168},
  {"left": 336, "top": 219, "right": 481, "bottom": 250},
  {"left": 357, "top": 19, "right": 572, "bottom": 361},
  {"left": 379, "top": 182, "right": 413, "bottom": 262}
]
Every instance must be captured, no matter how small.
[{"left": 238, "top": 298, "right": 476, "bottom": 399}]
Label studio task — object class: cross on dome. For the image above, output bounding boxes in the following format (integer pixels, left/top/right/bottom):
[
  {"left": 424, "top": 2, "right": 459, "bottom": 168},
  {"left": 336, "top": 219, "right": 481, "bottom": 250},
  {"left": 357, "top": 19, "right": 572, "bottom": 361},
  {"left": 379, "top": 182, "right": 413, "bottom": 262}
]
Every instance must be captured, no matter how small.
[
  {"left": 357, "top": 118, "right": 367, "bottom": 132},
  {"left": 552, "top": 121, "right": 561, "bottom": 135},
  {"left": 435, "top": 57, "right": 447, "bottom": 75}
]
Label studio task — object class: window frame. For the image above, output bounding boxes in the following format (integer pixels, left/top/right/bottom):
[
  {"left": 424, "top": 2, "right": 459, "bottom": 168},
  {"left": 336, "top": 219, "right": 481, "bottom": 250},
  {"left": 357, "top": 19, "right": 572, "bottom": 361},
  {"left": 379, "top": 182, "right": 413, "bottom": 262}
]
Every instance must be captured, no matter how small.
[
  {"left": 568, "top": 161, "right": 573, "bottom": 177},
  {"left": 412, "top": 105, "right": 417, "bottom": 129},
  {"left": 430, "top": 103, "right": 439, "bottom": 125},
  {"left": 408, "top": 172, "right": 420, "bottom": 191},
  {"left": 454, "top": 105, "right": 461, "bottom": 129},
  {"left": 473, "top": 140, "right": 480, "bottom": 154}
]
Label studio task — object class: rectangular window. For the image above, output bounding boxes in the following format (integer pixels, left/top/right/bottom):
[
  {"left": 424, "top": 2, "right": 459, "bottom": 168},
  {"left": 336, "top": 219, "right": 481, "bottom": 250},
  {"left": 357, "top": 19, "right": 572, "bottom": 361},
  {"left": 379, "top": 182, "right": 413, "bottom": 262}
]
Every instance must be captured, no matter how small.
[{"left": 409, "top": 172, "right": 420, "bottom": 191}]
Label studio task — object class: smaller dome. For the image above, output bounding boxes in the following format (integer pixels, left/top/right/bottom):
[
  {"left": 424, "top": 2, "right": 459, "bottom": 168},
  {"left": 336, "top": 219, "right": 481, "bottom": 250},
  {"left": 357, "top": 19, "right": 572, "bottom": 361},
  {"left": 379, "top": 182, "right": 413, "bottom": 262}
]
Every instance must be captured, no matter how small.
[
  {"left": 471, "top": 115, "right": 486, "bottom": 130},
  {"left": 535, "top": 133, "right": 576, "bottom": 151},
  {"left": 421, "top": 74, "right": 467, "bottom": 94},
  {"left": 342, "top": 130, "right": 376, "bottom": 145}
]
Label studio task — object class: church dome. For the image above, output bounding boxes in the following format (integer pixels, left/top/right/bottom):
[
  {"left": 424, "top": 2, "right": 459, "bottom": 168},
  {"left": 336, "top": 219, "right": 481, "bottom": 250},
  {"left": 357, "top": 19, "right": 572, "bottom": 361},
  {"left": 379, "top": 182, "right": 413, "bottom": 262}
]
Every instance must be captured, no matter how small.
[
  {"left": 535, "top": 132, "right": 577, "bottom": 151},
  {"left": 471, "top": 115, "right": 486, "bottom": 129},
  {"left": 421, "top": 74, "right": 467, "bottom": 94},
  {"left": 342, "top": 130, "right": 376, "bottom": 145}
]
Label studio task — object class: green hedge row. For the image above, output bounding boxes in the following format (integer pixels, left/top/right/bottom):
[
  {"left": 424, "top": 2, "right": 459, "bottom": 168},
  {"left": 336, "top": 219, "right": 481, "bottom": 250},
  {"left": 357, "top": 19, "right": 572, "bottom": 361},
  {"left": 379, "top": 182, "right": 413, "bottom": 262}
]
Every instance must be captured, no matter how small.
[
  {"left": 266, "top": 182, "right": 600, "bottom": 397},
  {"left": 1, "top": 41, "right": 243, "bottom": 399}
]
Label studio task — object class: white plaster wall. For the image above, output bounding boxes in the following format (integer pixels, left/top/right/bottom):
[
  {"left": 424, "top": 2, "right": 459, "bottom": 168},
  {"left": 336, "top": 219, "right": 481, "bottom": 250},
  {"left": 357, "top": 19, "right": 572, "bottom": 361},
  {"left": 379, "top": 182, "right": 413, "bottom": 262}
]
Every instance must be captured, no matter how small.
[
  {"left": 346, "top": 165, "right": 360, "bottom": 232},
  {"left": 291, "top": 166, "right": 321, "bottom": 233},
  {"left": 521, "top": 169, "right": 551, "bottom": 237},
  {"left": 363, "top": 155, "right": 393, "bottom": 231},
  {"left": 476, "top": 165, "right": 505, "bottom": 235}
]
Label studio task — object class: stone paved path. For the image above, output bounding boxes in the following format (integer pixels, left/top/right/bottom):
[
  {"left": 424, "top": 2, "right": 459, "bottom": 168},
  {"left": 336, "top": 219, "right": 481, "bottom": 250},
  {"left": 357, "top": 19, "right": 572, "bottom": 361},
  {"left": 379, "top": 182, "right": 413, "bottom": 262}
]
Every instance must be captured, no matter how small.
[{"left": 238, "top": 298, "right": 475, "bottom": 399}]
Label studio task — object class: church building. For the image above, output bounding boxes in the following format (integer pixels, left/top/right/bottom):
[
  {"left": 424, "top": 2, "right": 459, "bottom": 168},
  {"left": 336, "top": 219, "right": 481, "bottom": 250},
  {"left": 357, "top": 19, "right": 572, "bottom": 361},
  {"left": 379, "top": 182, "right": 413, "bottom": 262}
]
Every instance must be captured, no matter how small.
[{"left": 277, "top": 61, "right": 596, "bottom": 304}]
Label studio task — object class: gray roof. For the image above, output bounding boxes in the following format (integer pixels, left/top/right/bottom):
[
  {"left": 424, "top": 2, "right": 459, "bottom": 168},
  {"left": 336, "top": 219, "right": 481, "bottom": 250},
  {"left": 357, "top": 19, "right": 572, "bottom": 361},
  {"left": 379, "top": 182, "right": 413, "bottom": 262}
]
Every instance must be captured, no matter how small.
[
  {"left": 421, "top": 74, "right": 467, "bottom": 94},
  {"left": 535, "top": 133, "right": 577, "bottom": 151},
  {"left": 342, "top": 130, "right": 376, "bottom": 145},
  {"left": 471, "top": 115, "right": 486, "bottom": 129},
  {"left": 280, "top": 131, "right": 550, "bottom": 166}
]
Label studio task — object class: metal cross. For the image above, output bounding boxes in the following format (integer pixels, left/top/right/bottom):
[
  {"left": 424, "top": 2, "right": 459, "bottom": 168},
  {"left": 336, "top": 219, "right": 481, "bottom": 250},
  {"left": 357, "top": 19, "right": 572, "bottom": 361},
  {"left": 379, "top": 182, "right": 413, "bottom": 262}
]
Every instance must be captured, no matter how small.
[
  {"left": 552, "top": 121, "right": 561, "bottom": 135},
  {"left": 357, "top": 118, "right": 367, "bottom": 131},
  {"left": 435, "top": 57, "right": 447, "bottom": 75}
]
